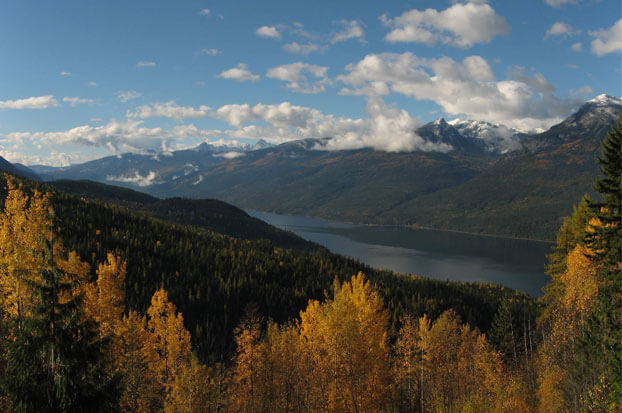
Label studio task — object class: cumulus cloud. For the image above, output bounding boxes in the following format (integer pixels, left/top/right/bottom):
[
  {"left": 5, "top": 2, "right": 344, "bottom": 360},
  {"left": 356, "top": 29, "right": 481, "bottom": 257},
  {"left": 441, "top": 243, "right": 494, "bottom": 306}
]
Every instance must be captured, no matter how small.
[
  {"left": 136, "top": 61, "right": 156, "bottom": 68},
  {"left": 256, "top": 25, "right": 281, "bottom": 39},
  {"left": 199, "top": 8, "right": 211, "bottom": 15},
  {"left": 332, "top": 20, "right": 365, "bottom": 44},
  {"left": 0, "top": 95, "right": 60, "bottom": 110},
  {"left": 213, "top": 151, "right": 245, "bottom": 159},
  {"left": 127, "top": 101, "right": 210, "bottom": 121},
  {"left": 337, "top": 52, "right": 581, "bottom": 130},
  {"left": 106, "top": 170, "right": 159, "bottom": 186},
  {"left": 63, "top": 97, "right": 96, "bottom": 107},
  {"left": 12, "top": 120, "right": 209, "bottom": 156},
  {"left": 218, "top": 63, "right": 260, "bottom": 82},
  {"left": 283, "top": 42, "right": 327, "bottom": 55},
  {"left": 266, "top": 62, "right": 330, "bottom": 94},
  {"left": 117, "top": 90, "right": 142, "bottom": 102},
  {"left": 382, "top": 3, "right": 509, "bottom": 48},
  {"left": 212, "top": 99, "right": 450, "bottom": 153},
  {"left": 570, "top": 42, "right": 583, "bottom": 52},
  {"left": 545, "top": 22, "right": 578, "bottom": 38},
  {"left": 590, "top": 19, "right": 622, "bottom": 56}
]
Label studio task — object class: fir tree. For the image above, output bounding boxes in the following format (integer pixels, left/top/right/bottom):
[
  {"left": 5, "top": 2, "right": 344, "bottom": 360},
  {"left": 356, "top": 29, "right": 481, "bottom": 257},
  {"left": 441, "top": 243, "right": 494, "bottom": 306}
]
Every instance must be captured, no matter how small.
[{"left": 576, "top": 118, "right": 622, "bottom": 409}]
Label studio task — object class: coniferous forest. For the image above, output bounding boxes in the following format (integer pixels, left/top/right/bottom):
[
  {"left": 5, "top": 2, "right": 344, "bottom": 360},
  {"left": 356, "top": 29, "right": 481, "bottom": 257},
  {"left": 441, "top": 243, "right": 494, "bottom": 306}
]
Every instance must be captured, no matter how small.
[{"left": 0, "top": 121, "right": 620, "bottom": 411}]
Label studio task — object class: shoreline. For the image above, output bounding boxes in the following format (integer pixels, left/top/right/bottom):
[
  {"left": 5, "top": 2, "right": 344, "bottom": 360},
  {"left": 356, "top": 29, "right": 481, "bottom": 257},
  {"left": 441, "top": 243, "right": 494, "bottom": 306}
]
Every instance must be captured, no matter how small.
[{"left": 247, "top": 209, "right": 556, "bottom": 245}]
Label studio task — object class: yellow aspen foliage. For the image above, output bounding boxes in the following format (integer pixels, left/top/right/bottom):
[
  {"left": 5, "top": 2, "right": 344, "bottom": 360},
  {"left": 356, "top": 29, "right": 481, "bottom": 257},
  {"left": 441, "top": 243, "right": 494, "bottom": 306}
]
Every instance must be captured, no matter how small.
[
  {"left": 298, "top": 272, "right": 391, "bottom": 412},
  {"left": 560, "top": 244, "right": 599, "bottom": 315},
  {"left": 164, "top": 354, "right": 217, "bottom": 413},
  {"left": 229, "top": 310, "right": 264, "bottom": 413},
  {"left": 117, "top": 310, "right": 162, "bottom": 413},
  {"left": 0, "top": 183, "right": 52, "bottom": 321},
  {"left": 84, "top": 253, "right": 126, "bottom": 338},
  {"left": 146, "top": 288, "right": 192, "bottom": 392},
  {"left": 393, "top": 314, "right": 423, "bottom": 411},
  {"left": 417, "top": 310, "right": 507, "bottom": 412}
]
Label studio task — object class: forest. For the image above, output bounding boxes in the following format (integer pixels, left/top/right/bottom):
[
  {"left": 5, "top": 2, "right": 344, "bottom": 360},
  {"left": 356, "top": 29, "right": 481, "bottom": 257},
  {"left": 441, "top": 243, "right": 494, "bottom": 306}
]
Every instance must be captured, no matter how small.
[{"left": 0, "top": 121, "right": 619, "bottom": 412}]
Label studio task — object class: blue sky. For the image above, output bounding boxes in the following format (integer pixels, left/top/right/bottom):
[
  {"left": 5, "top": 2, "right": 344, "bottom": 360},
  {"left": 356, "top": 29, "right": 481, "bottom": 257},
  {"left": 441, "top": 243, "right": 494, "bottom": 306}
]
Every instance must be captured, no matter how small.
[{"left": 0, "top": 0, "right": 620, "bottom": 165}]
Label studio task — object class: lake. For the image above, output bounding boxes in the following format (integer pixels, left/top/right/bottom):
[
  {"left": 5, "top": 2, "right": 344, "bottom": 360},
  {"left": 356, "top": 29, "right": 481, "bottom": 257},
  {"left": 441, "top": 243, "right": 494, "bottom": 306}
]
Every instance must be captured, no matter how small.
[{"left": 248, "top": 211, "right": 553, "bottom": 297}]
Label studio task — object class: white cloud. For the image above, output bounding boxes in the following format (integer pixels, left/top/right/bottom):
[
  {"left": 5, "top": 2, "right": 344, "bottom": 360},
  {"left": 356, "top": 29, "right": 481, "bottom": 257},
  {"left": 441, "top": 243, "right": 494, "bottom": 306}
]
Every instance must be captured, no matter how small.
[
  {"left": 0, "top": 95, "right": 60, "bottom": 110},
  {"left": 88, "top": 81, "right": 97, "bottom": 87},
  {"left": 0, "top": 150, "right": 80, "bottom": 167},
  {"left": 570, "top": 42, "right": 583, "bottom": 52},
  {"left": 544, "top": 0, "right": 577, "bottom": 6},
  {"left": 283, "top": 42, "right": 327, "bottom": 55},
  {"left": 218, "top": 63, "right": 260, "bottom": 82},
  {"left": 337, "top": 52, "right": 581, "bottom": 130},
  {"left": 127, "top": 101, "right": 211, "bottom": 121},
  {"left": 60, "top": 71, "right": 71, "bottom": 77},
  {"left": 545, "top": 22, "right": 578, "bottom": 38},
  {"left": 117, "top": 90, "right": 142, "bottom": 102},
  {"left": 106, "top": 170, "right": 159, "bottom": 187},
  {"left": 13, "top": 120, "right": 208, "bottom": 156},
  {"left": 382, "top": 3, "right": 509, "bottom": 48},
  {"left": 136, "top": 61, "right": 156, "bottom": 68},
  {"left": 62, "top": 97, "right": 96, "bottom": 107},
  {"left": 590, "top": 19, "right": 622, "bottom": 56},
  {"left": 256, "top": 25, "right": 281, "bottom": 39},
  {"left": 212, "top": 100, "right": 450, "bottom": 153},
  {"left": 332, "top": 20, "right": 365, "bottom": 44},
  {"left": 199, "top": 8, "right": 211, "bottom": 15},
  {"left": 570, "top": 85, "right": 594, "bottom": 96},
  {"left": 213, "top": 151, "right": 245, "bottom": 159},
  {"left": 198, "top": 48, "right": 221, "bottom": 56},
  {"left": 266, "top": 62, "right": 330, "bottom": 94}
]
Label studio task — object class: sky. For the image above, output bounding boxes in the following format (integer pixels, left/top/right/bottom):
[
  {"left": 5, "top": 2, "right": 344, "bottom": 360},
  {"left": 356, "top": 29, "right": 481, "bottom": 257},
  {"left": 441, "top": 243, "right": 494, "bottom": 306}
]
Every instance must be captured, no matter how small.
[{"left": 0, "top": 0, "right": 620, "bottom": 166}]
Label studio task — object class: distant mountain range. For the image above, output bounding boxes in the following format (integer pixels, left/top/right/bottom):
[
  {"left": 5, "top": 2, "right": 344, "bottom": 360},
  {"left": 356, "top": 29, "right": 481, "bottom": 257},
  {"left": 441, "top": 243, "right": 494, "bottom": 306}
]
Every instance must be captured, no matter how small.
[{"left": 19, "top": 94, "right": 622, "bottom": 240}]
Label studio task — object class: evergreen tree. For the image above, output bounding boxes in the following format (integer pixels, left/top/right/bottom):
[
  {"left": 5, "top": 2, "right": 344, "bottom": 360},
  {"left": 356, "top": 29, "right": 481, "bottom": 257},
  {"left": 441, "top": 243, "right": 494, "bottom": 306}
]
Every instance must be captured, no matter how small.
[
  {"left": 1, "top": 193, "right": 118, "bottom": 412},
  {"left": 576, "top": 118, "right": 622, "bottom": 409}
]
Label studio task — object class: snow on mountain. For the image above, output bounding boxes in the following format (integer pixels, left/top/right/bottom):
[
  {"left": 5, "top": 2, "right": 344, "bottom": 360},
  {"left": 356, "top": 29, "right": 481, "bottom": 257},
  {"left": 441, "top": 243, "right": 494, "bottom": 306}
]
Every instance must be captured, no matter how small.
[{"left": 447, "top": 119, "right": 527, "bottom": 153}]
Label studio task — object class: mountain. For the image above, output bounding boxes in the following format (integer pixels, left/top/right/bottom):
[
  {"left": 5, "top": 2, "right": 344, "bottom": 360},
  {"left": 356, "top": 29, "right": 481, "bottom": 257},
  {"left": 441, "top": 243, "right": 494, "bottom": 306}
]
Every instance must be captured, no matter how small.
[
  {"left": 447, "top": 118, "right": 528, "bottom": 153},
  {"left": 0, "top": 155, "right": 40, "bottom": 181},
  {"left": 394, "top": 95, "right": 621, "bottom": 239},
  {"left": 29, "top": 95, "right": 621, "bottom": 240},
  {"left": 416, "top": 118, "right": 489, "bottom": 154}
]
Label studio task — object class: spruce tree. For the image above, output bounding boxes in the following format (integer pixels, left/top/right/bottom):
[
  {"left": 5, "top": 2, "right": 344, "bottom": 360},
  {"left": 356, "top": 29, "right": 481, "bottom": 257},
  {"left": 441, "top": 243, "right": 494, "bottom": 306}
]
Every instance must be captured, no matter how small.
[
  {"left": 3, "top": 215, "right": 119, "bottom": 412},
  {"left": 575, "top": 118, "right": 622, "bottom": 409}
]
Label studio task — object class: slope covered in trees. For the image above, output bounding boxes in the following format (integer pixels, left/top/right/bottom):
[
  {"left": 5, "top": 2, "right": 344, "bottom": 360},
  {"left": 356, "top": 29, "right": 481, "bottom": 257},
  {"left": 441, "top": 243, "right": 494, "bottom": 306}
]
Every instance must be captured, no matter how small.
[
  {"left": 1, "top": 120, "right": 619, "bottom": 411},
  {"left": 48, "top": 179, "right": 317, "bottom": 250}
]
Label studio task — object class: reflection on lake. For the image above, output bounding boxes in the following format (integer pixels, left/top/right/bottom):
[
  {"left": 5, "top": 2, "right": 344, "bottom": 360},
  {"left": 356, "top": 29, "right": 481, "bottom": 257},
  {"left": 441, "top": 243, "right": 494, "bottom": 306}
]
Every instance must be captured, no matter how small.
[{"left": 248, "top": 211, "right": 552, "bottom": 297}]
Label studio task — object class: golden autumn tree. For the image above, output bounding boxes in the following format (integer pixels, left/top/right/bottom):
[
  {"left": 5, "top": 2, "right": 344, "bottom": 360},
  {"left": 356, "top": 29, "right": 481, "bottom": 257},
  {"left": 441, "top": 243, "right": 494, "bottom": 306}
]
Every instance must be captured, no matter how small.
[
  {"left": 415, "top": 310, "right": 510, "bottom": 412},
  {"left": 0, "top": 182, "right": 52, "bottom": 323},
  {"left": 299, "top": 272, "right": 391, "bottom": 412},
  {"left": 229, "top": 307, "right": 265, "bottom": 413},
  {"left": 84, "top": 253, "right": 127, "bottom": 339},
  {"left": 117, "top": 310, "right": 161, "bottom": 413},
  {"left": 145, "top": 288, "right": 192, "bottom": 393},
  {"left": 164, "top": 354, "right": 219, "bottom": 413},
  {"left": 536, "top": 243, "right": 601, "bottom": 411}
]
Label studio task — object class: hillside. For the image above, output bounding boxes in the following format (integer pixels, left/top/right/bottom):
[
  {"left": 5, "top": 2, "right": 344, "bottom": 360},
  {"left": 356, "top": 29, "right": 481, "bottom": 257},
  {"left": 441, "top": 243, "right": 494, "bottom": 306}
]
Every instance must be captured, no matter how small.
[
  {"left": 0, "top": 172, "right": 535, "bottom": 362},
  {"left": 48, "top": 179, "right": 318, "bottom": 250}
]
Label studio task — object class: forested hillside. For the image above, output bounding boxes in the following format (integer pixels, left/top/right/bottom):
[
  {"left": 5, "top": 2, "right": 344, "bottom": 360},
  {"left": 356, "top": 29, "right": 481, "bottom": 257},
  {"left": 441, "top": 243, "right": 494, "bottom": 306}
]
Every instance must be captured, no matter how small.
[{"left": 0, "top": 121, "right": 619, "bottom": 411}]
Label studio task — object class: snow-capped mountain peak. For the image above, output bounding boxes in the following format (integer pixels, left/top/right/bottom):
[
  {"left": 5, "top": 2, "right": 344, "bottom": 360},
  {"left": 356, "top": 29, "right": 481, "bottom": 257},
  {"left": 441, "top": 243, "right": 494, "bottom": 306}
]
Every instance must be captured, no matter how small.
[{"left": 587, "top": 94, "right": 621, "bottom": 106}]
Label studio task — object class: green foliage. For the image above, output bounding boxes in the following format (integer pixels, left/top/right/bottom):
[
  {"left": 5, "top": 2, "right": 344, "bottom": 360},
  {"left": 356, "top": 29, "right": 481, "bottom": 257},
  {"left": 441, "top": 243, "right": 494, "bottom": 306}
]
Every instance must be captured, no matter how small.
[{"left": 2, "top": 231, "right": 118, "bottom": 412}]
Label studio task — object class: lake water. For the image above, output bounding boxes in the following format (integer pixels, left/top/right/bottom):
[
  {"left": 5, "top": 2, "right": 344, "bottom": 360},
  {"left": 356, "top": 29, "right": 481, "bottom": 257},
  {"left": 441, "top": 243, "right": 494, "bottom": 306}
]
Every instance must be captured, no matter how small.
[{"left": 248, "top": 211, "right": 553, "bottom": 297}]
